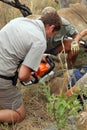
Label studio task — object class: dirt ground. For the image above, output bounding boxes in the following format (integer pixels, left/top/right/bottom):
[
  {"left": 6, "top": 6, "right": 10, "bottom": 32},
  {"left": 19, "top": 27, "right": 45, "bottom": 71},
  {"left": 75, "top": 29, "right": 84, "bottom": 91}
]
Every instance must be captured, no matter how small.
[
  {"left": 15, "top": 83, "right": 53, "bottom": 130},
  {"left": 0, "top": 48, "right": 87, "bottom": 130}
]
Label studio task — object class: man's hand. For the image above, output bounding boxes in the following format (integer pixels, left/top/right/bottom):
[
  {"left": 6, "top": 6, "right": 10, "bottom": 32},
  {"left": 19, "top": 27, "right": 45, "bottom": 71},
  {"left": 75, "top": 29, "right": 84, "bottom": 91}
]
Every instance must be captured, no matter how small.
[{"left": 71, "top": 40, "right": 79, "bottom": 53}]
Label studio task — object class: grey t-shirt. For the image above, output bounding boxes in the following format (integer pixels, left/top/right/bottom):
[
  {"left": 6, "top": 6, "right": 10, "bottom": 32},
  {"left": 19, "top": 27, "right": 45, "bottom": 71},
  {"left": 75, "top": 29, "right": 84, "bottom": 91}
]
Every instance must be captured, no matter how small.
[
  {"left": 46, "top": 17, "right": 78, "bottom": 51},
  {"left": 0, "top": 17, "right": 46, "bottom": 76}
]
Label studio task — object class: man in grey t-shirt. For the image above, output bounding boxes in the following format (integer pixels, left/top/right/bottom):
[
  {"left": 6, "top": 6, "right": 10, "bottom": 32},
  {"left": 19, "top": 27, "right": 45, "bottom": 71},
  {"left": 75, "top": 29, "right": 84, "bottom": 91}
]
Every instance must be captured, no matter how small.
[
  {"left": 41, "top": 6, "right": 78, "bottom": 55},
  {"left": 46, "top": 17, "right": 78, "bottom": 55},
  {"left": 0, "top": 10, "right": 62, "bottom": 123}
]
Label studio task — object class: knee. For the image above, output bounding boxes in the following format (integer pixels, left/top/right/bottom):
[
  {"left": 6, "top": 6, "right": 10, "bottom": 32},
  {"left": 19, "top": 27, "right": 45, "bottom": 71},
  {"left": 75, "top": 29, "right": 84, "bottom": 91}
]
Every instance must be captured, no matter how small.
[
  {"left": 18, "top": 110, "right": 26, "bottom": 122},
  {"left": 16, "top": 103, "right": 26, "bottom": 122}
]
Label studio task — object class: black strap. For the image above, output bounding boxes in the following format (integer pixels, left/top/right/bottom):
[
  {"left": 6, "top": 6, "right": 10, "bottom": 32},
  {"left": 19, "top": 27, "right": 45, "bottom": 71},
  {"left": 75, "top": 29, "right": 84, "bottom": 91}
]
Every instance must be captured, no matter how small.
[{"left": 0, "top": 75, "right": 14, "bottom": 80}]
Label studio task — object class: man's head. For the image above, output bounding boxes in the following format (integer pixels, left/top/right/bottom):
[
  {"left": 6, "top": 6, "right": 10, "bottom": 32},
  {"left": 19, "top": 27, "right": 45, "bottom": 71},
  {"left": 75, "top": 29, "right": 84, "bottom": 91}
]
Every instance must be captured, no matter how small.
[
  {"left": 40, "top": 7, "right": 62, "bottom": 38},
  {"left": 41, "top": 6, "right": 57, "bottom": 16}
]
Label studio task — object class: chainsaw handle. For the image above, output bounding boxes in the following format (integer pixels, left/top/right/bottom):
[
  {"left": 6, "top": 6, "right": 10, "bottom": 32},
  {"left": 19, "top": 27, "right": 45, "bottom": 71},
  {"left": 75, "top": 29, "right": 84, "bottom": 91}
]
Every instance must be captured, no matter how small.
[
  {"left": 46, "top": 55, "right": 55, "bottom": 70},
  {"left": 21, "top": 56, "right": 55, "bottom": 86},
  {"left": 20, "top": 73, "right": 38, "bottom": 86}
]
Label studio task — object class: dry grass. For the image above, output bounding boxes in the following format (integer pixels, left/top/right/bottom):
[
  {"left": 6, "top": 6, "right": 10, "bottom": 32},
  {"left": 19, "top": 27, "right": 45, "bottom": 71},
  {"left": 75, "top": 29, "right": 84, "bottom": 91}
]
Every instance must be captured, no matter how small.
[
  {"left": 0, "top": 1, "right": 86, "bottom": 130},
  {"left": 0, "top": 0, "right": 81, "bottom": 28}
]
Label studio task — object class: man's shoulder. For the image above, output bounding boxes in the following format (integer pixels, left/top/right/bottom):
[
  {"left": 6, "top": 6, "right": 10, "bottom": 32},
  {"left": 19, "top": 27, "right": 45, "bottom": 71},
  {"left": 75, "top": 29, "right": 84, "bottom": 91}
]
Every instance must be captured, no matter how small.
[{"left": 61, "top": 17, "right": 71, "bottom": 25}]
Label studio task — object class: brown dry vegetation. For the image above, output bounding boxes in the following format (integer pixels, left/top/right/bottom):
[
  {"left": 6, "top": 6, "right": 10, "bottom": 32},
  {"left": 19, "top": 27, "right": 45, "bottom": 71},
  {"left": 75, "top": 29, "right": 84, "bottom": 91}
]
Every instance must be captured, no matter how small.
[
  {"left": 0, "top": 0, "right": 82, "bottom": 28},
  {"left": 0, "top": 0, "right": 87, "bottom": 130}
]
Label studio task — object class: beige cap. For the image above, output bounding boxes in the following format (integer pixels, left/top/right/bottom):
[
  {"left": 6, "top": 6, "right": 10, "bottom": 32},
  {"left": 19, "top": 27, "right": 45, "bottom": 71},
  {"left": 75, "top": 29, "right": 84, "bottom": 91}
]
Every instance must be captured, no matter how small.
[{"left": 41, "top": 6, "right": 57, "bottom": 16}]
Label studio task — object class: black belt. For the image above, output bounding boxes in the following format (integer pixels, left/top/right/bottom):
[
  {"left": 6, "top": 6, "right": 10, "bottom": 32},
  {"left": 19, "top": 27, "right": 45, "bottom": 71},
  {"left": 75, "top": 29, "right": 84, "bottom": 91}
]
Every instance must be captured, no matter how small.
[
  {"left": 0, "top": 75, "right": 14, "bottom": 80},
  {"left": 0, "top": 71, "right": 18, "bottom": 85}
]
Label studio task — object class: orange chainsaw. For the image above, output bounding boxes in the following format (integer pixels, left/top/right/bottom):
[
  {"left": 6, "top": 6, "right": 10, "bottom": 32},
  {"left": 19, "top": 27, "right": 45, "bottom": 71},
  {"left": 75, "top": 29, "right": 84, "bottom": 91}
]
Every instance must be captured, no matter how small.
[{"left": 21, "top": 56, "right": 55, "bottom": 86}]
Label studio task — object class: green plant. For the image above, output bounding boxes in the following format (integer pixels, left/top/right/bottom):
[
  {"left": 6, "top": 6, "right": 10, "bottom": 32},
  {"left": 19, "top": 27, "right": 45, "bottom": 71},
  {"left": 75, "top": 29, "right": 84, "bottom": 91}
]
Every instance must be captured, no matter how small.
[
  {"left": 0, "top": 122, "right": 10, "bottom": 130},
  {"left": 40, "top": 82, "right": 84, "bottom": 130}
]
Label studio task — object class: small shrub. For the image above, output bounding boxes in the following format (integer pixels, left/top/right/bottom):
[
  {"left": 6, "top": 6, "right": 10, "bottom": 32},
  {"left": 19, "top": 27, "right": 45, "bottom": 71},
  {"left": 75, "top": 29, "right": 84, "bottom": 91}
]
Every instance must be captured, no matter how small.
[{"left": 41, "top": 82, "right": 84, "bottom": 130}]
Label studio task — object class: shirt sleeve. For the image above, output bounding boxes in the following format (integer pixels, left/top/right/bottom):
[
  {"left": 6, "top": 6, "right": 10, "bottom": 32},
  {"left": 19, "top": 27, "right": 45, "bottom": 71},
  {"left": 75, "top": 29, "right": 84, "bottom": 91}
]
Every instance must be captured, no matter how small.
[
  {"left": 61, "top": 17, "right": 78, "bottom": 36},
  {"left": 65, "top": 24, "right": 78, "bottom": 36},
  {"left": 22, "top": 39, "right": 46, "bottom": 71}
]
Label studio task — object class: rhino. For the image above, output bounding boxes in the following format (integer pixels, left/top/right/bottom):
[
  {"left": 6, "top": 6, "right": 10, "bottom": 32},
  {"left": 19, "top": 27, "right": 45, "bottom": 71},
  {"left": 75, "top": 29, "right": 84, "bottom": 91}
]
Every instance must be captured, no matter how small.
[
  {"left": 28, "top": 3, "right": 87, "bottom": 38},
  {"left": 58, "top": 3, "right": 87, "bottom": 33}
]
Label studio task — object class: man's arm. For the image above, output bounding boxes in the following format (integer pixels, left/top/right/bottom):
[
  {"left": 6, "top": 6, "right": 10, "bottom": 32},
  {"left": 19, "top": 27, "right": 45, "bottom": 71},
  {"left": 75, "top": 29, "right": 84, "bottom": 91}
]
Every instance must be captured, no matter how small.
[
  {"left": 65, "top": 72, "right": 87, "bottom": 97},
  {"left": 65, "top": 86, "right": 76, "bottom": 97},
  {"left": 18, "top": 64, "right": 32, "bottom": 82},
  {"left": 74, "top": 29, "right": 87, "bottom": 42}
]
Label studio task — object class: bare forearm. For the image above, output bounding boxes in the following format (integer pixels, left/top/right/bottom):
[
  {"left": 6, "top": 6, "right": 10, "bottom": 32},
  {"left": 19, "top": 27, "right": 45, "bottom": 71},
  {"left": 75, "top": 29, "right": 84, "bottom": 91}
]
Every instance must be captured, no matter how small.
[
  {"left": 65, "top": 73, "right": 87, "bottom": 97},
  {"left": 65, "top": 86, "right": 76, "bottom": 97},
  {"left": 75, "top": 29, "right": 87, "bottom": 42}
]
